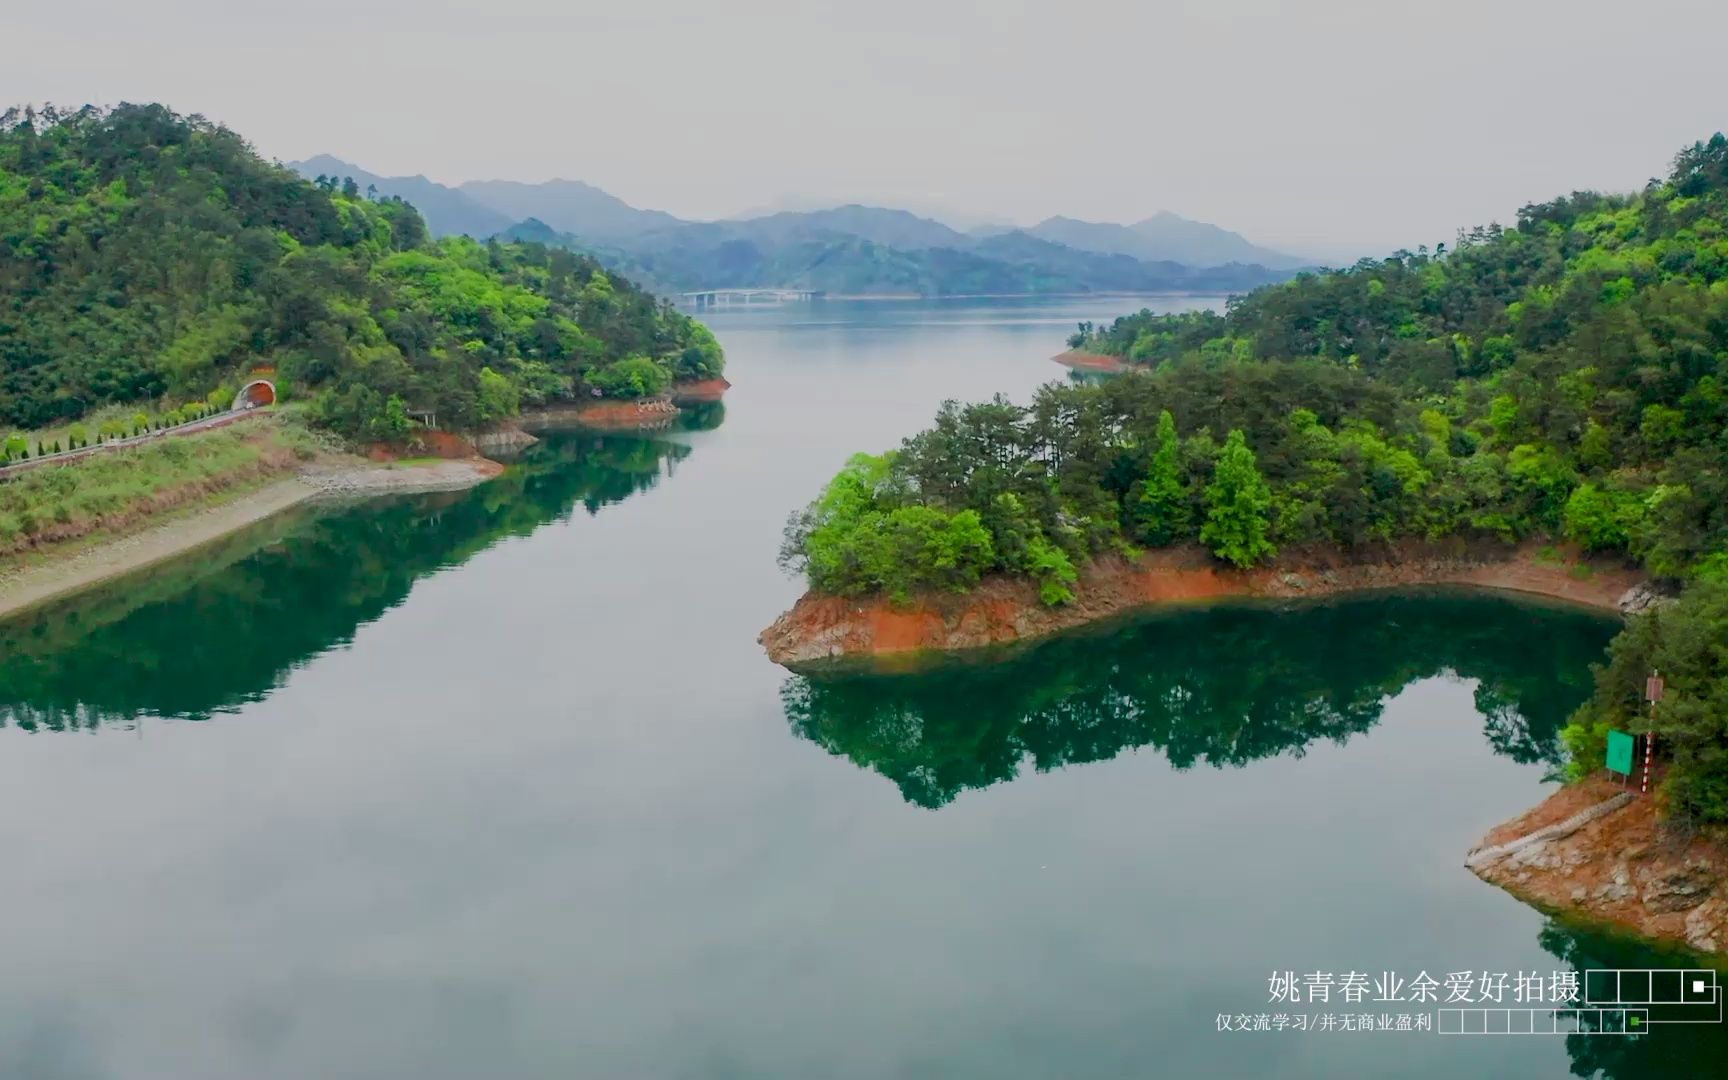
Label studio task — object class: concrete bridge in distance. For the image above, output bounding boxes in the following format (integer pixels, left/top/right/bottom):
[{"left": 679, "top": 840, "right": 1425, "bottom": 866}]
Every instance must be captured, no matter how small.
[{"left": 681, "top": 288, "right": 825, "bottom": 308}]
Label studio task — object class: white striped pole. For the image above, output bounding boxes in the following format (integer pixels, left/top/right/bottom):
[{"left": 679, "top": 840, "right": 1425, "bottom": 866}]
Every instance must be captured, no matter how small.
[{"left": 1643, "top": 669, "right": 1663, "bottom": 796}]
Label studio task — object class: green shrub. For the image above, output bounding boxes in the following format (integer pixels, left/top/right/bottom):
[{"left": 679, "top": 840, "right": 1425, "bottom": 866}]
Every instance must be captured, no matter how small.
[{"left": 588, "top": 356, "right": 671, "bottom": 399}]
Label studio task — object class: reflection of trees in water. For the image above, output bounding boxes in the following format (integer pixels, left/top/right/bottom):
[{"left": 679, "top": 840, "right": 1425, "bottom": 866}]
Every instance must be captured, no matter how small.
[
  {"left": 1536, "top": 918, "right": 1728, "bottom": 1079},
  {"left": 783, "top": 594, "right": 1614, "bottom": 808},
  {"left": 678, "top": 400, "right": 725, "bottom": 431},
  {"left": 0, "top": 430, "right": 697, "bottom": 730}
]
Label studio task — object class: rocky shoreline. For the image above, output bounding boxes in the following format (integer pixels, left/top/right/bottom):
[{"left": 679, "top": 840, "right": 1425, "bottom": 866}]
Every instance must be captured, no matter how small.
[
  {"left": 759, "top": 542, "right": 1649, "bottom": 668},
  {"left": 298, "top": 457, "right": 504, "bottom": 495},
  {"left": 470, "top": 422, "right": 540, "bottom": 454},
  {"left": 1468, "top": 777, "right": 1728, "bottom": 956}
]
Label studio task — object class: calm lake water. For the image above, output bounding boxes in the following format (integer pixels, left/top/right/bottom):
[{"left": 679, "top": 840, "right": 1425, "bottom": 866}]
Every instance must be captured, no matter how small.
[{"left": 0, "top": 297, "right": 1720, "bottom": 1079}]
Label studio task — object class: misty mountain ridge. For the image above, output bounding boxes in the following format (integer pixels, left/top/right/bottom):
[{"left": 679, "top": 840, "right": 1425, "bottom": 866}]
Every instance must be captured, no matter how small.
[
  {"left": 726, "top": 205, "right": 967, "bottom": 250},
  {"left": 285, "top": 155, "right": 1307, "bottom": 295},
  {"left": 1025, "top": 212, "right": 1311, "bottom": 270},
  {"left": 457, "top": 177, "right": 680, "bottom": 240},
  {"left": 286, "top": 155, "right": 514, "bottom": 240},
  {"left": 729, "top": 194, "right": 1016, "bottom": 234}
]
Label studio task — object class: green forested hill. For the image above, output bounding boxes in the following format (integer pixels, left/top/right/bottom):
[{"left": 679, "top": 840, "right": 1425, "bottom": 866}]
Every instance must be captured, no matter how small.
[
  {"left": 781, "top": 134, "right": 1728, "bottom": 821},
  {"left": 0, "top": 104, "right": 721, "bottom": 436}
]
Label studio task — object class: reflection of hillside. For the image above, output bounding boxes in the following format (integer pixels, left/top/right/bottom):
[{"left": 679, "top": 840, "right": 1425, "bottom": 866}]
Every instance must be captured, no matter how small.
[
  {"left": 0, "top": 430, "right": 700, "bottom": 729},
  {"left": 783, "top": 594, "right": 1615, "bottom": 808},
  {"left": 1537, "top": 919, "right": 1728, "bottom": 1078}
]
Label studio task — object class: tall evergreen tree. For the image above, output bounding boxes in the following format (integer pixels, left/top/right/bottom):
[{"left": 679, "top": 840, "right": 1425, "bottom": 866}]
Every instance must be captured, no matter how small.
[
  {"left": 1134, "top": 409, "right": 1188, "bottom": 544},
  {"left": 1199, "top": 429, "right": 1275, "bottom": 568}
]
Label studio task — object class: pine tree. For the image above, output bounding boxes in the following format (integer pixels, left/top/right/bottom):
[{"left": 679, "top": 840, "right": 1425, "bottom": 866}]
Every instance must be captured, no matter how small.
[{"left": 1200, "top": 429, "right": 1276, "bottom": 568}]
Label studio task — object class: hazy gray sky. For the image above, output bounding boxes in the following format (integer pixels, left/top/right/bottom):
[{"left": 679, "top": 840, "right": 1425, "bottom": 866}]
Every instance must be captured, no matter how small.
[{"left": 9, "top": 0, "right": 1727, "bottom": 260}]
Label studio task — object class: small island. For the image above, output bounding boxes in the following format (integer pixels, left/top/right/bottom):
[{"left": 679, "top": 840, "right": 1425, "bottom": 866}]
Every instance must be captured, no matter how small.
[{"left": 763, "top": 132, "right": 1728, "bottom": 954}]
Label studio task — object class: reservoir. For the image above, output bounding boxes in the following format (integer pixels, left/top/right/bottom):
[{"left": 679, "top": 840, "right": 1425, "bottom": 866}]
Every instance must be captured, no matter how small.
[{"left": 0, "top": 298, "right": 1714, "bottom": 1079}]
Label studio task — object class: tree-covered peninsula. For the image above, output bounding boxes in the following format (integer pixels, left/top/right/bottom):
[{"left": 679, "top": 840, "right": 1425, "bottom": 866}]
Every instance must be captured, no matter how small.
[
  {"left": 778, "top": 134, "right": 1728, "bottom": 823},
  {"left": 0, "top": 104, "right": 722, "bottom": 438}
]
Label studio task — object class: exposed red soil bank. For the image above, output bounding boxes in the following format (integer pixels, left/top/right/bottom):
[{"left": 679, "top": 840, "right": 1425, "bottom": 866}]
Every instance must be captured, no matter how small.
[
  {"left": 524, "top": 379, "right": 730, "bottom": 431},
  {"left": 670, "top": 377, "right": 732, "bottom": 402},
  {"left": 1469, "top": 776, "right": 1728, "bottom": 955},
  {"left": 564, "top": 397, "right": 681, "bottom": 429},
  {"left": 365, "top": 428, "right": 486, "bottom": 461},
  {"left": 759, "top": 543, "right": 1646, "bottom": 667},
  {"left": 1052, "top": 349, "right": 1132, "bottom": 373}
]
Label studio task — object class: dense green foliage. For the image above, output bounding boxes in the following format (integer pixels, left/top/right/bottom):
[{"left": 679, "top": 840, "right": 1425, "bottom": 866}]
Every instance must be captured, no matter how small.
[
  {"left": 779, "top": 362, "right": 1429, "bottom": 596},
  {"left": 784, "top": 133, "right": 1728, "bottom": 820},
  {"left": 0, "top": 104, "right": 720, "bottom": 437},
  {"left": 1563, "top": 569, "right": 1728, "bottom": 822}
]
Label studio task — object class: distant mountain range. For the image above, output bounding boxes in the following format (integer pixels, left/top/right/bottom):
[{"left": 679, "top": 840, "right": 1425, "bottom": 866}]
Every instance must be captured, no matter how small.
[
  {"left": 287, "top": 156, "right": 1314, "bottom": 297},
  {"left": 1014, "top": 213, "right": 1310, "bottom": 271},
  {"left": 729, "top": 194, "right": 1016, "bottom": 234},
  {"left": 457, "top": 178, "right": 681, "bottom": 240}
]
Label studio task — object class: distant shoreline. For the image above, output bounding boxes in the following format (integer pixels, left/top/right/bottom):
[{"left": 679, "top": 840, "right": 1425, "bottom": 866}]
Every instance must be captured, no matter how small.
[{"left": 685, "top": 290, "right": 1237, "bottom": 304}]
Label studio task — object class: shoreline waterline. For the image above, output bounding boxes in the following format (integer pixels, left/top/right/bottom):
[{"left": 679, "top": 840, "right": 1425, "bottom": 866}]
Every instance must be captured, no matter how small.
[
  {"left": 0, "top": 459, "right": 501, "bottom": 623},
  {"left": 760, "top": 544, "right": 1648, "bottom": 669}
]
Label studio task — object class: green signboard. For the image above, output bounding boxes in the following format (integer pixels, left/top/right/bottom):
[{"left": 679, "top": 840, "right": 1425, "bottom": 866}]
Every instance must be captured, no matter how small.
[{"left": 1606, "top": 730, "right": 1636, "bottom": 775}]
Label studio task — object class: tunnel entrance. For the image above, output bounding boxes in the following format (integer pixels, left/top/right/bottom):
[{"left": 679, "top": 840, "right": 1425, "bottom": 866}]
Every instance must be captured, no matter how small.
[{"left": 233, "top": 380, "right": 276, "bottom": 409}]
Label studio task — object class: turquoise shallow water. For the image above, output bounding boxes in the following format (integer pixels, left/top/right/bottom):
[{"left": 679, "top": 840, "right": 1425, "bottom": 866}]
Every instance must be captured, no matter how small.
[{"left": 0, "top": 297, "right": 1718, "bottom": 1079}]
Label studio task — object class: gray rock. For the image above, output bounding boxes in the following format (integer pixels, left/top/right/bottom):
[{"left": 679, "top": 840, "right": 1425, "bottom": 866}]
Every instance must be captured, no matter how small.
[
  {"left": 1642, "top": 863, "right": 1719, "bottom": 914},
  {"left": 1618, "top": 583, "right": 1676, "bottom": 615},
  {"left": 1685, "top": 899, "right": 1725, "bottom": 953},
  {"left": 1594, "top": 881, "right": 1636, "bottom": 903},
  {"left": 1509, "top": 842, "right": 1558, "bottom": 870}
]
